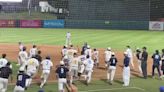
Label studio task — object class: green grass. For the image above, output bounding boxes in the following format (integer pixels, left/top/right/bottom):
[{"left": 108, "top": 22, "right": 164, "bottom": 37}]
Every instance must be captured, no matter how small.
[
  {"left": 7, "top": 77, "right": 164, "bottom": 92},
  {"left": 0, "top": 28, "right": 164, "bottom": 92},
  {"left": 0, "top": 28, "right": 164, "bottom": 53}
]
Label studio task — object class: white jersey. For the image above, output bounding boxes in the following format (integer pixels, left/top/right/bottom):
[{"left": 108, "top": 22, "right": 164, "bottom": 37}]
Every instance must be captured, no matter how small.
[
  {"left": 62, "top": 48, "right": 68, "bottom": 56},
  {"left": 29, "top": 48, "right": 37, "bottom": 57},
  {"left": 84, "top": 58, "right": 94, "bottom": 71},
  {"left": 126, "top": 48, "right": 133, "bottom": 58},
  {"left": 85, "top": 49, "right": 92, "bottom": 57},
  {"left": 66, "top": 32, "right": 71, "bottom": 39},
  {"left": 26, "top": 58, "right": 39, "bottom": 70},
  {"left": 0, "top": 58, "right": 8, "bottom": 68},
  {"left": 70, "top": 57, "right": 79, "bottom": 69},
  {"left": 41, "top": 59, "right": 53, "bottom": 70},
  {"left": 79, "top": 55, "right": 86, "bottom": 62},
  {"left": 19, "top": 51, "right": 28, "bottom": 62},
  {"left": 67, "top": 49, "right": 77, "bottom": 59},
  {"left": 105, "top": 50, "right": 112, "bottom": 62},
  {"left": 93, "top": 51, "right": 99, "bottom": 60}
]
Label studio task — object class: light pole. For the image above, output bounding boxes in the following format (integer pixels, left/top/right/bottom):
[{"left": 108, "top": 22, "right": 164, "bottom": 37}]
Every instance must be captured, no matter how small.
[{"left": 27, "top": 0, "right": 31, "bottom": 16}]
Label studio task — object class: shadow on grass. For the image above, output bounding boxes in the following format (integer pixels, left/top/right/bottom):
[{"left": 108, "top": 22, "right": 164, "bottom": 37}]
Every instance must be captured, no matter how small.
[{"left": 114, "top": 79, "right": 123, "bottom": 85}]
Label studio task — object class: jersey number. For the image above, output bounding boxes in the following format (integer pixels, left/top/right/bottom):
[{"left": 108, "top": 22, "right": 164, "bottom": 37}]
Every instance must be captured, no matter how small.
[
  {"left": 61, "top": 68, "right": 64, "bottom": 74},
  {"left": 18, "top": 75, "right": 23, "bottom": 81}
]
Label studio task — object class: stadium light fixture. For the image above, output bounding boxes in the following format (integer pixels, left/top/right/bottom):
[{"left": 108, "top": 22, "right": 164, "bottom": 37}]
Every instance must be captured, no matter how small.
[{"left": 0, "top": 0, "right": 22, "bottom": 2}]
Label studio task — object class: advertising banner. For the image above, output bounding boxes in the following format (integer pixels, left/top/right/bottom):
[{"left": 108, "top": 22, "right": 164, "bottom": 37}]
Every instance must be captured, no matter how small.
[
  {"left": 43, "top": 20, "right": 64, "bottom": 28},
  {"left": 20, "top": 20, "right": 42, "bottom": 28},
  {"left": 0, "top": 20, "right": 16, "bottom": 27},
  {"left": 149, "top": 21, "right": 164, "bottom": 31}
]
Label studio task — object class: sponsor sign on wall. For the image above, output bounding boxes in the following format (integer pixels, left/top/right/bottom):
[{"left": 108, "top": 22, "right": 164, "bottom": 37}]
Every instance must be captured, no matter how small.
[
  {"left": 149, "top": 21, "right": 164, "bottom": 31},
  {"left": 43, "top": 20, "right": 64, "bottom": 28},
  {"left": 0, "top": 20, "right": 16, "bottom": 27},
  {"left": 20, "top": 20, "right": 42, "bottom": 28}
]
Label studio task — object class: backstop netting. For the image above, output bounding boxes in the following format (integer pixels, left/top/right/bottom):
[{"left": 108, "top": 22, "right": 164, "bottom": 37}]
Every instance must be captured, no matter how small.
[{"left": 0, "top": 0, "right": 163, "bottom": 29}]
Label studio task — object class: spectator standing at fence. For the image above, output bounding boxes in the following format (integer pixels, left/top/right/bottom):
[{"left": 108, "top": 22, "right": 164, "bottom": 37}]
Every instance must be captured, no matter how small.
[
  {"left": 141, "top": 47, "right": 148, "bottom": 79},
  {"left": 65, "top": 32, "right": 71, "bottom": 47}
]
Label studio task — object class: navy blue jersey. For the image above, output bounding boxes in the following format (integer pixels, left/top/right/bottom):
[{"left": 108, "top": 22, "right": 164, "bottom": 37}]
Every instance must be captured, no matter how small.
[
  {"left": 56, "top": 66, "right": 69, "bottom": 78},
  {"left": 16, "top": 73, "right": 30, "bottom": 88},
  {"left": 0, "top": 67, "right": 12, "bottom": 79},
  {"left": 124, "top": 56, "right": 130, "bottom": 67},
  {"left": 152, "top": 54, "right": 161, "bottom": 66},
  {"left": 109, "top": 57, "right": 117, "bottom": 66}
]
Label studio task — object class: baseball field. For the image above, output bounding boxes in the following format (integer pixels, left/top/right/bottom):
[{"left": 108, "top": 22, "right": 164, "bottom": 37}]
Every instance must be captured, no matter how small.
[{"left": 0, "top": 28, "right": 164, "bottom": 92}]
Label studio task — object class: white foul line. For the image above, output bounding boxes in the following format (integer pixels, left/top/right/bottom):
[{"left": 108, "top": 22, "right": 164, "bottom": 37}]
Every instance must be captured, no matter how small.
[{"left": 79, "top": 87, "right": 146, "bottom": 92}]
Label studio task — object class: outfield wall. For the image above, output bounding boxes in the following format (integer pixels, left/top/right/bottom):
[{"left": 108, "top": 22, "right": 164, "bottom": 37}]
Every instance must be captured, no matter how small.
[
  {"left": 65, "top": 20, "right": 149, "bottom": 30},
  {"left": 2, "top": 19, "right": 164, "bottom": 30}
]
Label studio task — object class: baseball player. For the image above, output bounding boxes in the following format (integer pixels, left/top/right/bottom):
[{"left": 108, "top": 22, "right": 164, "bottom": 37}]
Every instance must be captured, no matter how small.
[
  {"left": 56, "top": 61, "right": 69, "bottom": 92},
  {"left": 40, "top": 56, "right": 53, "bottom": 88},
  {"left": 126, "top": 46, "right": 134, "bottom": 69},
  {"left": 104, "top": 47, "right": 112, "bottom": 67},
  {"left": 84, "top": 55, "right": 94, "bottom": 85},
  {"left": 65, "top": 32, "right": 71, "bottom": 47},
  {"left": 81, "top": 42, "right": 88, "bottom": 55},
  {"left": 0, "top": 54, "right": 8, "bottom": 69},
  {"left": 61, "top": 45, "right": 68, "bottom": 58},
  {"left": 13, "top": 67, "right": 30, "bottom": 92},
  {"left": 18, "top": 47, "right": 28, "bottom": 67},
  {"left": 29, "top": 45, "right": 38, "bottom": 58},
  {"left": 70, "top": 53, "right": 79, "bottom": 84},
  {"left": 18, "top": 42, "right": 24, "bottom": 51},
  {"left": 67, "top": 45, "right": 78, "bottom": 62},
  {"left": 25, "top": 56, "right": 39, "bottom": 88},
  {"left": 107, "top": 52, "right": 117, "bottom": 85},
  {"left": 123, "top": 52, "right": 130, "bottom": 87},
  {"left": 92, "top": 48, "right": 99, "bottom": 67},
  {"left": 0, "top": 62, "right": 12, "bottom": 92},
  {"left": 151, "top": 50, "right": 161, "bottom": 78},
  {"left": 141, "top": 47, "right": 148, "bottom": 79},
  {"left": 135, "top": 48, "right": 142, "bottom": 74},
  {"left": 78, "top": 52, "right": 86, "bottom": 79},
  {"left": 160, "top": 49, "right": 164, "bottom": 78},
  {"left": 84, "top": 45, "right": 92, "bottom": 58},
  {"left": 161, "top": 59, "right": 164, "bottom": 79}
]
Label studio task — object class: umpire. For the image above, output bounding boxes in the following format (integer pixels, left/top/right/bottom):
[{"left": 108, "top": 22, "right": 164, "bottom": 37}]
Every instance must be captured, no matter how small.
[{"left": 141, "top": 47, "right": 148, "bottom": 79}]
